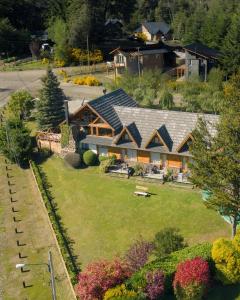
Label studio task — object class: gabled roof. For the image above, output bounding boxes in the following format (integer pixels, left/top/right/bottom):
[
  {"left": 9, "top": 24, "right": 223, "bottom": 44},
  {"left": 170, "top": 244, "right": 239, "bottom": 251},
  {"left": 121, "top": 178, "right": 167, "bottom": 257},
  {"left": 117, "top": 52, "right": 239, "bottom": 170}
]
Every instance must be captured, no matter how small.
[
  {"left": 176, "top": 133, "right": 194, "bottom": 153},
  {"left": 113, "top": 106, "right": 218, "bottom": 154},
  {"left": 183, "top": 42, "right": 219, "bottom": 59},
  {"left": 138, "top": 21, "right": 170, "bottom": 35},
  {"left": 145, "top": 128, "right": 169, "bottom": 150},
  {"left": 88, "top": 89, "right": 138, "bottom": 131},
  {"left": 114, "top": 124, "right": 139, "bottom": 147}
]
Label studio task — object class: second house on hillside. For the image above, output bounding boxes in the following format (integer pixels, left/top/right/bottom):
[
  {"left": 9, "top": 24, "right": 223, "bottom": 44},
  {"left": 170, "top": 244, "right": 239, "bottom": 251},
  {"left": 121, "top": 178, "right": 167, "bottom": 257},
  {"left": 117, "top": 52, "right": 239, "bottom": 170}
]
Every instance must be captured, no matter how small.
[{"left": 134, "top": 21, "right": 171, "bottom": 42}]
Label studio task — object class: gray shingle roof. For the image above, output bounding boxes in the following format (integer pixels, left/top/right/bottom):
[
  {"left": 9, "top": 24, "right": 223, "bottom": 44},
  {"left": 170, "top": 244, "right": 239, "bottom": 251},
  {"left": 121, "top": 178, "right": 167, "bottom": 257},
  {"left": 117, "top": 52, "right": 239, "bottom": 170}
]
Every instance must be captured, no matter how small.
[
  {"left": 88, "top": 89, "right": 138, "bottom": 130},
  {"left": 113, "top": 106, "right": 218, "bottom": 154},
  {"left": 142, "top": 21, "right": 170, "bottom": 35}
]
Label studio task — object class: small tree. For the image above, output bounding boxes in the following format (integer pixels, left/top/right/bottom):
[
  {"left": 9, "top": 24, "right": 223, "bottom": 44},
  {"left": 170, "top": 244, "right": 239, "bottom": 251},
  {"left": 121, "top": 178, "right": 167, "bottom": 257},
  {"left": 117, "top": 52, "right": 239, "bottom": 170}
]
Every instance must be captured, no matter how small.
[
  {"left": 190, "top": 73, "right": 240, "bottom": 237},
  {"left": 0, "top": 118, "right": 32, "bottom": 163},
  {"left": 75, "top": 259, "right": 132, "bottom": 300},
  {"left": 124, "top": 238, "right": 154, "bottom": 272},
  {"left": 6, "top": 90, "right": 34, "bottom": 120},
  {"left": 37, "top": 68, "right": 66, "bottom": 130},
  {"left": 173, "top": 257, "right": 210, "bottom": 300},
  {"left": 158, "top": 89, "right": 174, "bottom": 109},
  {"left": 153, "top": 227, "right": 187, "bottom": 258}
]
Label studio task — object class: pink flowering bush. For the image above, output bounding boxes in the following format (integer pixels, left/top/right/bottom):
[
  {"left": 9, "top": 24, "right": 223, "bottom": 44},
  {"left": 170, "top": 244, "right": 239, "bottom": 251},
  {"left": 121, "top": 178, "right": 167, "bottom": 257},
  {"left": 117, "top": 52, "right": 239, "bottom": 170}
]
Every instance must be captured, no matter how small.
[
  {"left": 75, "top": 259, "right": 132, "bottom": 300},
  {"left": 173, "top": 257, "right": 210, "bottom": 300},
  {"left": 145, "top": 270, "right": 165, "bottom": 299}
]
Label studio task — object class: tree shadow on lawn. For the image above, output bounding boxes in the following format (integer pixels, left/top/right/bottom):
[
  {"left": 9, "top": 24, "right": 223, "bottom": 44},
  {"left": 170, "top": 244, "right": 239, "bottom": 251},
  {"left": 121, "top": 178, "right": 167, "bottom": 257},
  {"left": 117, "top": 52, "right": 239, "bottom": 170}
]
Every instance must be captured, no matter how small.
[{"left": 34, "top": 157, "right": 81, "bottom": 280}]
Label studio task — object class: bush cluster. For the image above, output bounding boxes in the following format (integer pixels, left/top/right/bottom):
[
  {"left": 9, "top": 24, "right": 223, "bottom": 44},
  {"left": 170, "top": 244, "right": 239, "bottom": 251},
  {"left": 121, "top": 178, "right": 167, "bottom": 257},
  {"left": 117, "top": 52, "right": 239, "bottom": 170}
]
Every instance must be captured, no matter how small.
[
  {"left": 99, "top": 155, "right": 117, "bottom": 173},
  {"left": 212, "top": 231, "right": 240, "bottom": 284},
  {"left": 103, "top": 284, "right": 139, "bottom": 300},
  {"left": 30, "top": 160, "right": 78, "bottom": 284},
  {"left": 73, "top": 75, "right": 101, "bottom": 86},
  {"left": 173, "top": 257, "right": 210, "bottom": 300},
  {"left": 75, "top": 259, "right": 132, "bottom": 300}
]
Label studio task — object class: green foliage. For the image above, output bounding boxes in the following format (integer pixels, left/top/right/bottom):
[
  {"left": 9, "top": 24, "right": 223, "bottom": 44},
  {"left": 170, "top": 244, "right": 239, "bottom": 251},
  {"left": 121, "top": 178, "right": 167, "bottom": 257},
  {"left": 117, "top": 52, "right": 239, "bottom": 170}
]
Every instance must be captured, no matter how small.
[
  {"left": 190, "top": 72, "right": 240, "bottom": 236},
  {"left": 158, "top": 89, "right": 174, "bottom": 110},
  {"left": 128, "top": 243, "right": 212, "bottom": 293},
  {"left": 64, "top": 152, "right": 81, "bottom": 169},
  {"left": 133, "top": 163, "right": 145, "bottom": 176},
  {"left": 0, "top": 118, "right": 32, "bottom": 163},
  {"left": 104, "top": 284, "right": 139, "bottom": 300},
  {"left": 212, "top": 231, "right": 240, "bottom": 285},
  {"left": 99, "top": 155, "right": 116, "bottom": 173},
  {"left": 221, "top": 13, "right": 240, "bottom": 75},
  {"left": 6, "top": 90, "right": 34, "bottom": 121},
  {"left": 83, "top": 150, "right": 98, "bottom": 166},
  {"left": 30, "top": 160, "right": 79, "bottom": 284},
  {"left": 37, "top": 68, "right": 65, "bottom": 130},
  {"left": 154, "top": 227, "right": 187, "bottom": 259},
  {"left": 60, "top": 123, "right": 70, "bottom": 147},
  {"left": 48, "top": 18, "right": 69, "bottom": 63}
]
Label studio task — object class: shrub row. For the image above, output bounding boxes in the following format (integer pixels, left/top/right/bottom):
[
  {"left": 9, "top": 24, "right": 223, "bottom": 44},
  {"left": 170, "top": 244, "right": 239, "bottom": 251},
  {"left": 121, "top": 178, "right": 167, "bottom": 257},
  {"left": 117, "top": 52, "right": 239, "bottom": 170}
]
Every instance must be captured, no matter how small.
[
  {"left": 127, "top": 242, "right": 212, "bottom": 293},
  {"left": 30, "top": 160, "right": 79, "bottom": 284}
]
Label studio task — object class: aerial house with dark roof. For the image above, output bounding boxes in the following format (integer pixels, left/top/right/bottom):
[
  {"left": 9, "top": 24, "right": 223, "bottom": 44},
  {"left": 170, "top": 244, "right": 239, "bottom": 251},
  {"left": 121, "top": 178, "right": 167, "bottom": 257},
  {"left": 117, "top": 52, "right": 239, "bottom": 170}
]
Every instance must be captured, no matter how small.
[
  {"left": 60, "top": 89, "right": 218, "bottom": 172},
  {"left": 134, "top": 21, "right": 171, "bottom": 42},
  {"left": 183, "top": 42, "right": 219, "bottom": 81}
]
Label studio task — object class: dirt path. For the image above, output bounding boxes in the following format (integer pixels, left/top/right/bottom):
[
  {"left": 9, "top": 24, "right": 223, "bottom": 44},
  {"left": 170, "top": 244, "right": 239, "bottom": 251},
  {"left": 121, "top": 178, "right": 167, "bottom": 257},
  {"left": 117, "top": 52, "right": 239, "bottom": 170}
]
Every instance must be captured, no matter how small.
[{"left": 0, "top": 157, "right": 76, "bottom": 300}]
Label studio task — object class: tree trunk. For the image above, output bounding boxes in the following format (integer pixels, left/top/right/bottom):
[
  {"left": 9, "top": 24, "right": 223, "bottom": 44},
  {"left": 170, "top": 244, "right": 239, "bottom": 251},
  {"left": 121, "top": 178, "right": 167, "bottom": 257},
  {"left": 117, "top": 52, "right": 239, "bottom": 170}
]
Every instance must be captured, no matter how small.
[{"left": 232, "top": 216, "right": 237, "bottom": 238}]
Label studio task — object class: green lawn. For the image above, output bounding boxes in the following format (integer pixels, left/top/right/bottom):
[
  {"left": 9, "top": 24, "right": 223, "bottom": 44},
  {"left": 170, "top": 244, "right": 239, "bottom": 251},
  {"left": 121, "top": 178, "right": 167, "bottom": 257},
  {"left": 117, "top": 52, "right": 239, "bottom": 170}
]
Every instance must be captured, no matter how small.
[{"left": 41, "top": 156, "right": 231, "bottom": 268}]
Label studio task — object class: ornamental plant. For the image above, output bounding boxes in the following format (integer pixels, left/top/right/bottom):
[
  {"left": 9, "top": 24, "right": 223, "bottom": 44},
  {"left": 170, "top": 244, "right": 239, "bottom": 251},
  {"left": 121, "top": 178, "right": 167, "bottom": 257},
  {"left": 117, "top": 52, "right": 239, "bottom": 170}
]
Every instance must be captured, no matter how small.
[
  {"left": 75, "top": 259, "right": 132, "bottom": 300},
  {"left": 212, "top": 230, "right": 240, "bottom": 284},
  {"left": 83, "top": 150, "right": 98, "bottom": 166},
  {"left": 125, "top": 238, "right": 154, "bottom": 272},
  {"left": 145, "top": 270, "right": 165, "bottom": 300},
  {"left": 103, "top": 284, "right": 138, "bottom": 300},
  {"left": 173, "top": 257, "right": 210, "bottom": 300}
]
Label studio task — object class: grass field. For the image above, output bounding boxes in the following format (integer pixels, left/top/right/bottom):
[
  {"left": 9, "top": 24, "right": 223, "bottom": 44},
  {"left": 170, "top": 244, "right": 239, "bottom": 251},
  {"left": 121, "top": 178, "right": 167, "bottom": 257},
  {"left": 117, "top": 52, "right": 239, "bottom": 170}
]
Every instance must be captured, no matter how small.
[
  {"left": 0, "top": 157, "right": 75, "bottom": 300},
  {"left": 40, "top": 156, "right": 231, "bottom": 269}
]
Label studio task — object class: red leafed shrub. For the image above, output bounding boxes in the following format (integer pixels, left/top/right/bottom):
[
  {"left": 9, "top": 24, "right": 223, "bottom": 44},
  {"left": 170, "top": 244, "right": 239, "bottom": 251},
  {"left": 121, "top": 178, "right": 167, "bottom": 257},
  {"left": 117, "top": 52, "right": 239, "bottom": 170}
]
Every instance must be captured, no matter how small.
[
  {"left": 173, "top": 257, "right": 210, "bottom": 300},
  {"left": 145, "top": 270, "right": 165, "bottom": 300},
  {"left": 75, "top": 259, "right": 132, "bottom": 300}
]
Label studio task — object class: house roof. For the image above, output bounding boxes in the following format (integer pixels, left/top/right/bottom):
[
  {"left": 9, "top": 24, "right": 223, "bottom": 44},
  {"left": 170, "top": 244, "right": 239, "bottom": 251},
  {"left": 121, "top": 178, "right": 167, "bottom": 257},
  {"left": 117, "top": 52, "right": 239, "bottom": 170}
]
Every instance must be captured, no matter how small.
[
  {"left": 88, "top": 89, "right": 138, "bottom": 130},
  {"left": 136, "top": 21, "right": 170, "bottom": 35},
  {"left": 183, "top": 42, "right": 219, "bottom": 59},
  {"left": 72, "top": 89, "right": 218, "bottom": 156},
  {"left": 110, "top": 42, "right": 171, "bottom": 55},
  {"left": 113, "top": 106, "right": 218, "bottom": 154}
]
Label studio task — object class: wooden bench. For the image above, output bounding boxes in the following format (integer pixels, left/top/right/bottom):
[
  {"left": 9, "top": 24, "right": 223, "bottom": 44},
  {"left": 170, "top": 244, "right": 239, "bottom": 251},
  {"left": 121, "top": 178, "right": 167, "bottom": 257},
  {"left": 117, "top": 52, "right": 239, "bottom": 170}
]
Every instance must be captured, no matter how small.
[{"left": 134, "top": 185, "right": 150, "bottom": 197}]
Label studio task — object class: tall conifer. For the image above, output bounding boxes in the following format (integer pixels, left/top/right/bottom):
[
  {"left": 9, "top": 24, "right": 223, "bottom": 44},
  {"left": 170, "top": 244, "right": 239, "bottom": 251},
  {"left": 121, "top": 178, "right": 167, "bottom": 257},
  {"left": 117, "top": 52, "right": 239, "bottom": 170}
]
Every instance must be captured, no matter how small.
[{"left": 37, "top": 68, "right": 65, "bottom": 130}]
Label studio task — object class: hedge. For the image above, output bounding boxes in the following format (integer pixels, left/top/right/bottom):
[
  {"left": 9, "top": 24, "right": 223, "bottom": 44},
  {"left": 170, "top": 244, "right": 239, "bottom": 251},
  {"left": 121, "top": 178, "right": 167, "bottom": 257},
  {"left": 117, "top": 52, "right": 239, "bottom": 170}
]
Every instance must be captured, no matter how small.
[
  {"left": 127, "top": 243, "right": 212, "bottom": 293},
  {"left": 30, "top": 160, "right": 79, "bottom": 284}
]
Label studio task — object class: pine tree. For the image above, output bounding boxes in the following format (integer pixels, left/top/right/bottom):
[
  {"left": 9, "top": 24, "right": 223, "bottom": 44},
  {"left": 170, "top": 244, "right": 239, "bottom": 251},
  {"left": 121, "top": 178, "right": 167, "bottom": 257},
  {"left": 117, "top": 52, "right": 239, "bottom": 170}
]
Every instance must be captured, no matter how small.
[
  {"left": 221, "top": 13, "right": 240, "bottom": 75},
  {"left": 37, "top": 68, "right": 65, "bottom": 130},
  {"left": 190, "top": 73, "right": 240, "bottom": 237}
]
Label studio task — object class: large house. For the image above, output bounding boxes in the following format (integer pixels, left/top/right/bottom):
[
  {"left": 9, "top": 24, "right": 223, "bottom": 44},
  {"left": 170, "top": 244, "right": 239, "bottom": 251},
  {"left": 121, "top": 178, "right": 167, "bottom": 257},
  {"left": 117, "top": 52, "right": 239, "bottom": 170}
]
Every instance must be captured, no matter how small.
[
  {"left": 134, "top": 21, "right": 171, "bottom": 42},
  {"left": 111, "top": 43, "right": 174, "bottom": 75},
  {"left": 55, "top": 89, "right": 217, "bottom": 171}
]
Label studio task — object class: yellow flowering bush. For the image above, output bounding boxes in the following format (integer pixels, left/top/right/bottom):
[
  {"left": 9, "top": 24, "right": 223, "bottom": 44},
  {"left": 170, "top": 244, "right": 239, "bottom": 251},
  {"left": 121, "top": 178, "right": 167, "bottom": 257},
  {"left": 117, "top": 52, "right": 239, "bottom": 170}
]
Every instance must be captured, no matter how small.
[
  {"left": 73, "top": 76, "right": 101, "bottom": 86},
  {"left": 71, "top": 48, "right": 103, "bottom": 64},
  {"left": 103, "top": 284, "right": 138, "bottom": 300},
  {"left": 136, "top": 32, "right": 148, "bottom": 42},
  {"left": 58, "top": 69, "right": 68, "bottom": 77},
  {"left": 54, "top": 59, "right": 66, "bottom": 67},
  {"left": 42, "top": 58, "right": 49, "bottom": 64},
  {"left": 212, "top": 230, "right": 240, "bottom": 284}
]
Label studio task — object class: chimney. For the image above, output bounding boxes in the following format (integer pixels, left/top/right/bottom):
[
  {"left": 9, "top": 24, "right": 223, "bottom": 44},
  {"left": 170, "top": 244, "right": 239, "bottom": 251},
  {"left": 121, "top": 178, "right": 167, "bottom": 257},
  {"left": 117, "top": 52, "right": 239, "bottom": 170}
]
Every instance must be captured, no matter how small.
[{"left": 64, "top": 100, "right": 69, "bottom": 125}]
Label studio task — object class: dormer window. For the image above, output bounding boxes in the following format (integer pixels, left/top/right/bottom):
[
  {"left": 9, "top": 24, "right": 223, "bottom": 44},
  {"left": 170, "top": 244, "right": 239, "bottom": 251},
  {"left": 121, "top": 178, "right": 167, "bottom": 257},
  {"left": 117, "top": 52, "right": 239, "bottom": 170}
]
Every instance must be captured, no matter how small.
[{"left": 145, "top": 129, "right": 168, "bottom": 150}]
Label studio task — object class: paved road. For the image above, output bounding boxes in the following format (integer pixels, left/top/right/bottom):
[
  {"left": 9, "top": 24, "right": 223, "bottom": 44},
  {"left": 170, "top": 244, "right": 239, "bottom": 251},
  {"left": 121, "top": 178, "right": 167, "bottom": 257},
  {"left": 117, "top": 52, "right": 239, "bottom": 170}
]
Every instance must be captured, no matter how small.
[{"left": 0, "top": 69, "right": 104, "bottom": 107}]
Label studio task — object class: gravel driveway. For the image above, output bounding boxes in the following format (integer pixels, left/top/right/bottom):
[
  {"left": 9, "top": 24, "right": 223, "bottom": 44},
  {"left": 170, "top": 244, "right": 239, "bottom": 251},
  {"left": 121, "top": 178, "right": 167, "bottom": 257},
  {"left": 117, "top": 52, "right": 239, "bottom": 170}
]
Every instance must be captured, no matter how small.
[{"left": 0, "top": 69, "right": 105, "bottom": 107}]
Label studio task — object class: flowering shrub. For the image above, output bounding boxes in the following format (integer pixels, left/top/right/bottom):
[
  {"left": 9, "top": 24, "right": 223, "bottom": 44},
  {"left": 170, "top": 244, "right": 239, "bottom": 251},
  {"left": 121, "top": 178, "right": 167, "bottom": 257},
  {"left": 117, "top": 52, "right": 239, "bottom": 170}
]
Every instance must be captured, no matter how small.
[
  {"left": 58, "top": 69, "right": 68, "bottom": 77},
  {"left": 54, "top": 59, "right": 66, "bottom": 67},
  {"left": 125, "top": 238, "right": 154, "bottom": 272},
  {"left": 103, "top": 284, "right": 138, "bottom": 300},
  {"left": 71, "top": 48, "right": 103, "bottom": 64},
  {"left": 212, "top": 231, "right": 240, "bottom": 284},
  {"left": 73, "top": 76, "right": 101, "bottom": 86},
  {"left": 75, "top": 259, "right": 132, "bottom": 300},
  {"left": 173, "top": 257, "right": 210, "bottom": 300},
  {"left": 145, "top": 270, "right": 165, "bottom": 299}
]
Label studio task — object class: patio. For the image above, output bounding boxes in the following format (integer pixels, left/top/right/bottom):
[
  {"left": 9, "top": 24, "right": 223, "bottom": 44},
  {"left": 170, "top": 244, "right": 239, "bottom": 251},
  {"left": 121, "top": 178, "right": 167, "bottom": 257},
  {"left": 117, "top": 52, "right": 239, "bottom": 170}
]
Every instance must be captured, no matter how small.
[{"left": 108, "top": 162, "right": 191, "bottom": 184}]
